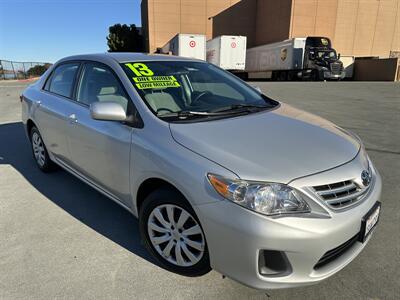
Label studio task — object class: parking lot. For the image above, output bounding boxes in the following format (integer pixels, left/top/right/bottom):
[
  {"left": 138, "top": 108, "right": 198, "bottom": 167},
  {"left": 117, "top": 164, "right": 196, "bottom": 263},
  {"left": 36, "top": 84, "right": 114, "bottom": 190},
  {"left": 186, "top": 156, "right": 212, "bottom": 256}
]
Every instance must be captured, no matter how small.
[{"left": 0, "top": 80, "right": 399, "bottom": 299}]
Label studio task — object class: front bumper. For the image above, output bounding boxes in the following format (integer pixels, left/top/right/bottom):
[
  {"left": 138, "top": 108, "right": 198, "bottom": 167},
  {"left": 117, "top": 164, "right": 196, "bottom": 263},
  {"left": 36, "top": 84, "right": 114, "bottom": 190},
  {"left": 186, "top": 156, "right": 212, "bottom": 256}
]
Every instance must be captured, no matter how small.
[
  {"left": 324, "top": 71, "right": 346, "bottom": 80},
  {"left": 194, "top": 165, "right": 382, "bottom": 289}
]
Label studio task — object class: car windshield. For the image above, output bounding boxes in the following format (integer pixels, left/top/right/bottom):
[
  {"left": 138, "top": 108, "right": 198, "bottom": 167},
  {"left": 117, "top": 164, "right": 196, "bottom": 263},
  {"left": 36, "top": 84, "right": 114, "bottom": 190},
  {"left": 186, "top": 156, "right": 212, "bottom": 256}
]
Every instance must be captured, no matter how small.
[{"left": 121, "top": 61, "right": 277, "bottom": 121}]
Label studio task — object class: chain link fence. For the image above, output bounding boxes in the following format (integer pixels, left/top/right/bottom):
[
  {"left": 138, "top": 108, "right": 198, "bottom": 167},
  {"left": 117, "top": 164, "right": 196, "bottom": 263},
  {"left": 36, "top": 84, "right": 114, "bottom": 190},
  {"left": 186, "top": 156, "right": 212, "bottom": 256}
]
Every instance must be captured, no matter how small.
[{"left": 0, "top": 60, "right": 52, "bottom": 80}]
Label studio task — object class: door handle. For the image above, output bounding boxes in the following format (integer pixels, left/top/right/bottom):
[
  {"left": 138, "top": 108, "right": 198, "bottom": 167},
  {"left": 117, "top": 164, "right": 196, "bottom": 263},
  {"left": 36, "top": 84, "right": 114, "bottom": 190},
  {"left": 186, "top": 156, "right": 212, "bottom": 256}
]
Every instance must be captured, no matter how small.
[{"left": 68, "top": 113, "right": 78, "bottom": 123}]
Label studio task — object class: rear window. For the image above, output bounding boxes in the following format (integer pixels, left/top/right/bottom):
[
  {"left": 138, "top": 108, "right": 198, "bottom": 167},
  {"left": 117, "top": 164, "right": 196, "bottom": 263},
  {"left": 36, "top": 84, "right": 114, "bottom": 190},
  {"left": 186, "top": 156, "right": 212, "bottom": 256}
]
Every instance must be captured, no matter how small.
[{"left": 46, "top": 63, "right": 79, "bottom": 98}]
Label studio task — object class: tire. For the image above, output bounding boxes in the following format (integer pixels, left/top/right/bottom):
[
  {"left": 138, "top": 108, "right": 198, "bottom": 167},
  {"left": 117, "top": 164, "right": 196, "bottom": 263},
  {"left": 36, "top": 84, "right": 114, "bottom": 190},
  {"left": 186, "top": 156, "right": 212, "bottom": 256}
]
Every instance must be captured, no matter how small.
[
  {"left": 311, "top": 70, "right": 320, "bottom": 81},
  {"left": 271, "top": 71, "right": 278, "bottom": 81},
  {"left": 278, "top": 71, "right": 288, "bottom": 81},
  {"left": 30, "top": 126, "right": 56, "bottom": 172},
  {"left": 139, "top": 188, "right": 211, "bottom": 277},
  {"left": 287, "top": 71, "right": 295, "bottom": 81}
]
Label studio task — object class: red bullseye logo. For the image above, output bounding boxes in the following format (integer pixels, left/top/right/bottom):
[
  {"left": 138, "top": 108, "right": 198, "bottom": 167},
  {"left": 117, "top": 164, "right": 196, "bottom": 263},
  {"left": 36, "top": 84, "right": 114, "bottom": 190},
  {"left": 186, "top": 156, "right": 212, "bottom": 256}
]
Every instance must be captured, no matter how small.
[
  {"left": 189, "top": 40, "right": 196, "bottom": 48},
  {"left": 231, "top": 42, "right": 237, "bottom": 48}
]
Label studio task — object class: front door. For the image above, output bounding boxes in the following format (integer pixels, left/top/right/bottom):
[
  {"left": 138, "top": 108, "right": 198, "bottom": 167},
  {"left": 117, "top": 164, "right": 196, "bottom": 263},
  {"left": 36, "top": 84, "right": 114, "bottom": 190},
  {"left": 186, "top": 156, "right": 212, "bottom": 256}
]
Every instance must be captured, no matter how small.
[{"left": 66, "top": 62, "right": 132, "bottom": 207}]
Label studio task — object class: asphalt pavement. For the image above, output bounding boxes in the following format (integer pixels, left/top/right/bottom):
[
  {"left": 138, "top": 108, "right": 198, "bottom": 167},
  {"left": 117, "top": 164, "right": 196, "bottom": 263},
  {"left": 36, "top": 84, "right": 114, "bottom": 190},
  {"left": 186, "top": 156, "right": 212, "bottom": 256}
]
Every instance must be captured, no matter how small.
[{"left": 0, "top": 80, "right": 399, "bottom": 299}]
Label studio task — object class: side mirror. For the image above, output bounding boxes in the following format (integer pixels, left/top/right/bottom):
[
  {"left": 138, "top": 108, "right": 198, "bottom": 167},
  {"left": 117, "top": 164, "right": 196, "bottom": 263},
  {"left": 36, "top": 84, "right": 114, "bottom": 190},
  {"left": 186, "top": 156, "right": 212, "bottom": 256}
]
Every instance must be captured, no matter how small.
[
  {"left": 338, "top": 53, "right": 341, "bottom": 59},
  {"left": 90, "top": 101, "right": 127, "bottom": 121}
]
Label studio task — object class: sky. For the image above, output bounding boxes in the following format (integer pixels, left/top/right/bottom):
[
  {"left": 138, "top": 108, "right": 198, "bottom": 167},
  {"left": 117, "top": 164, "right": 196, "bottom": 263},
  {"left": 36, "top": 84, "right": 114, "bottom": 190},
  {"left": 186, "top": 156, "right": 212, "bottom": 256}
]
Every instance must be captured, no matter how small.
[{"left": 0, "top": 0, "right": 142, "bottom": 63}]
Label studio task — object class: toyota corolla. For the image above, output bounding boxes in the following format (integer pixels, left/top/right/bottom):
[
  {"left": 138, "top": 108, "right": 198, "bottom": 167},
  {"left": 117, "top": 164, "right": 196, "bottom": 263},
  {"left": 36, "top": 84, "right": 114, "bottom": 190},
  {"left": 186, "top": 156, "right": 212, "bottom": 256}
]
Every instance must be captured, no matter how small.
[{"left": 21, "top": 53, "right": 381, "bottom": 289}]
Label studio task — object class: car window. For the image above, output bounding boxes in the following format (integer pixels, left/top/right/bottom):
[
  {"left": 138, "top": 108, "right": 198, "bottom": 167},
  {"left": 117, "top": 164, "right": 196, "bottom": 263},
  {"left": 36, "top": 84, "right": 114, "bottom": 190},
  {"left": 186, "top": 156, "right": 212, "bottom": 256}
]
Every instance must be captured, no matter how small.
[
  {"left": 121, "top": 61, "right": 276, "bottom": 120},
  {"left": 188, "top": 70, "right": 244, "bottom": 101},
  {"left": 47, "top": 63, "right": 79, "bottom": 98},
  {"left": 77, "top": 63, "right": 129, "bottom": 112}
]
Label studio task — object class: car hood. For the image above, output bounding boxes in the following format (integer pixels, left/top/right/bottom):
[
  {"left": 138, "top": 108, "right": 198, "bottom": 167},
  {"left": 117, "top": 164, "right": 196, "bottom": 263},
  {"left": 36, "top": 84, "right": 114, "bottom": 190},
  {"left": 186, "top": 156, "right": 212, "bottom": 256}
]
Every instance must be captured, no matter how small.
[{"left": 169, "top": 103, "right": 360, "bottom": 183}]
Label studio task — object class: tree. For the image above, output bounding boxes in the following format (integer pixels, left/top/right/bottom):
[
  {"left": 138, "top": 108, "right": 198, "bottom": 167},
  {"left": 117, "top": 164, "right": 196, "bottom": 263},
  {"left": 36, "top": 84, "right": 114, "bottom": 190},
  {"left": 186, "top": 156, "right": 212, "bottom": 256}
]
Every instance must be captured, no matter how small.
[
  {"left": 27, "top": 64, "right": 51, "bottom": 77},
  {"left": 107, "top": 24, "right": 144, "bottom": 52}
]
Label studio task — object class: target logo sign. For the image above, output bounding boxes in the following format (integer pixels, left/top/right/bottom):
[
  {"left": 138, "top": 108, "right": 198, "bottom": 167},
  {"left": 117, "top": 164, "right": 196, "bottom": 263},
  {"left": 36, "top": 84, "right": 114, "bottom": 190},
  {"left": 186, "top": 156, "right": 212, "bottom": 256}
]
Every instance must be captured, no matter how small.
[
  {"left": 189, "top": 40, "right": 196, "bottom": 48},
  {"left": 231, "top": 42, "right": 237, "bottom": 48}
]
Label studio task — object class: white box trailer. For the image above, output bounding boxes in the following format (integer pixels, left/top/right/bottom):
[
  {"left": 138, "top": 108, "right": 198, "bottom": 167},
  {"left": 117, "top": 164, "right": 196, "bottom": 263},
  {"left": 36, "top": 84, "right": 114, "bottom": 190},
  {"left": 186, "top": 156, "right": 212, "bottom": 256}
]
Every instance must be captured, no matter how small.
[
  {"left": 206, "top": 35, "right": 247, "bottom": 70},
  {"left": 160, "top": 34, "right": 206, "bottom": 60},
  {"left": 245, "top": 37, "right": 346, "bottom": 80},
  {"left": 246, "top": 38, "right": 306, "bottom": 73}
]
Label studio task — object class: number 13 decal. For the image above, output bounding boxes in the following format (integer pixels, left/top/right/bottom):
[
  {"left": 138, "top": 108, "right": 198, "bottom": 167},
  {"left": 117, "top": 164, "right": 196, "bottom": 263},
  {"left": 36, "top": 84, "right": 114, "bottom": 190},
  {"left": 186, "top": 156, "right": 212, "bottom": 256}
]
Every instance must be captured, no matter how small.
[{"left": 125, "top": 63, "right": 154, "bottom": 76}]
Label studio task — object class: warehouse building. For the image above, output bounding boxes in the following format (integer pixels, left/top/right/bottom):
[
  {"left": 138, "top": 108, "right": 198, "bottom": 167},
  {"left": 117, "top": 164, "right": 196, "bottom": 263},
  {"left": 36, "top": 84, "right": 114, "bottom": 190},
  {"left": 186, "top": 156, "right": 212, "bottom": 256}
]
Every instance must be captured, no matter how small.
[
  {"left": 141, "top": 0, "right": 240, "bottom": 53},
  {"left": 141, "top": 0, "right": 400, "bottom": 58}
]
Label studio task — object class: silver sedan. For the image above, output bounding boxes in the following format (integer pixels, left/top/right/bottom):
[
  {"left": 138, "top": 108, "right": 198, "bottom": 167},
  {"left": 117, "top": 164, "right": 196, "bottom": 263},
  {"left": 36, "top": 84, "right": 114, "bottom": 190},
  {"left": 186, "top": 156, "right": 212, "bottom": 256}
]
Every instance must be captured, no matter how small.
[{"left": 21, "top": 53, "right": 381, "bottom": 289}]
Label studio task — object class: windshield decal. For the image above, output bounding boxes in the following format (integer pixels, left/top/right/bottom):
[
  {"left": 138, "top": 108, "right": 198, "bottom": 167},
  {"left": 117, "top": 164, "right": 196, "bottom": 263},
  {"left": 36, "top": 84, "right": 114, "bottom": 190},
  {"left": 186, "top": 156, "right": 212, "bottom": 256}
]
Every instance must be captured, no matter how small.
[
  {"left": 133, "top": 75, "right": 177, "bottom": 83},
  {"left": 125, "top": 63, "right": 181, "bottom": 89},
  {"left": 321, "top": 38, "right": 329, "bottom": 46},
  {"left": 136, "top": 81, "right": 181, "bottom": 89},
  {"left": 125, "top": 63, "right": 154, "bottom": 76}
]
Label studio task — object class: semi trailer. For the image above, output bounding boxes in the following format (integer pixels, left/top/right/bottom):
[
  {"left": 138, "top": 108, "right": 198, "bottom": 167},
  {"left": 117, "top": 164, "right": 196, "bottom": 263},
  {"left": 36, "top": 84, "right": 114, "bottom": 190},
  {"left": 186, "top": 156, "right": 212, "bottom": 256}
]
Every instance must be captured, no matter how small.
[
  {"left": 206, "top": 35, "right": 247, "bottom": 70},
  {"left": 245, "top": 37, "right": 346, "bottom": 81},
  {"left": 159, "top": 34, "right": 206, "bottom": 60}
]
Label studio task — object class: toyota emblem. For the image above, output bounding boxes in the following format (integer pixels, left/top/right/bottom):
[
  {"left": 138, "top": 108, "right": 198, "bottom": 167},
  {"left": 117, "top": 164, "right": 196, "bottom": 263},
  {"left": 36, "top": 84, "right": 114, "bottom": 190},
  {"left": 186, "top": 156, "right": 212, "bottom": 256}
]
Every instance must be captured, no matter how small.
[{"left": 361, "top": 170, "right": 371, "bottom": 187}]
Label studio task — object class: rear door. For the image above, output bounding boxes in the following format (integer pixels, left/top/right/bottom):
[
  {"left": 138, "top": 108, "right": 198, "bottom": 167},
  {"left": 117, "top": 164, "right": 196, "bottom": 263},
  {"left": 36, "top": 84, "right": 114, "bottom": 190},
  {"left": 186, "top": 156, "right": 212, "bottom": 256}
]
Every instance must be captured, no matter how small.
[
  {"left": 36, "top": 62, "right": 80, "bottom": 163},
  {"left": 65, "top": 62, "right": 133, "bottom": 206},
  {"left": 180, "top": 35, "right": 206, "bottom": 60},
  {"left": 221, "top": 36, "right": 246, "bottom": 70}
]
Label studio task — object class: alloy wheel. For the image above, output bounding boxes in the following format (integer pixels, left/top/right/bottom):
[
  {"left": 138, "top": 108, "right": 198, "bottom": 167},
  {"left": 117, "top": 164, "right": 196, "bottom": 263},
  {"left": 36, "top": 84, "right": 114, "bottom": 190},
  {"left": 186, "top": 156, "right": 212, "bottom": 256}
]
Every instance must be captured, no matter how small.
[
  {"left": 32, "top": 132, "right": 45, "bottom": 167},
  {"left": 147, "top": 204, "right": 205, "bottom": 267}
]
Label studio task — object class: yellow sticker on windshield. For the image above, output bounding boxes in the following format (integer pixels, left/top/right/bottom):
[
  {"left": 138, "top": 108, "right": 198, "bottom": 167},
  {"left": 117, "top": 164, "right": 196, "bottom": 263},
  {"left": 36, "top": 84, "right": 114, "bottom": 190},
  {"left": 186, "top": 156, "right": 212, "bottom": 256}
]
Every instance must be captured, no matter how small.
[
  {"left": 136, "top": 81, "right": 181, "bottom": 89},
  {"left": 133, "top": 75, "right": 177, "bottom": 83},
  {"left": 126, "top": 63, "right": 180, "bottom": 89},
  {"left": 125, "top": 63, "right": 154, "bottom": 76}
]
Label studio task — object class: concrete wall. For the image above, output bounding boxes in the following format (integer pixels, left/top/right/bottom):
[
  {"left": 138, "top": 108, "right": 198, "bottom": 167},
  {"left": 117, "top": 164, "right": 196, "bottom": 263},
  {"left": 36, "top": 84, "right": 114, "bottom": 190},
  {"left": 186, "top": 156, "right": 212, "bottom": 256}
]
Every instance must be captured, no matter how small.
[
  {"left": 255, "top": 0, "right": 292, "bottom": 46},
  {"left": 353, "top": 58, "right": 399, "bottom": 81},
  {"left": 290, "top": 0, "right": 400, "bottom": 58},
  {"left": 142, "top": 0, "right": 240, "bottom": 53},
  {"left": 290, "top": 0, "right": 338, "bottom": 40},
  {"left": 143, "top": 0, "right": 400, "bottom": 57},
  {"left": 211, "top": 0, "right": 257, "bottom": 47},
  {"left": 141, "top": 0, "right": 150, "bottom": 52},
  {"left": 212, "top": 0, "right": 292, "bottom": 48}
]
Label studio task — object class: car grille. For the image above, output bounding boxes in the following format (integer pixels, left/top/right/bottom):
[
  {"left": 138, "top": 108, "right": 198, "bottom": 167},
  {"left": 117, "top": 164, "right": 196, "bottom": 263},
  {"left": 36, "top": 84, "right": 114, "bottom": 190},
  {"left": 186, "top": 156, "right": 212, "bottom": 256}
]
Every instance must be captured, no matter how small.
[
  {"left": 330, "top": 63, "right": 342, "bottom": 75},
  {"left": 312, "top": 180, "right": 370, "bottom": 210},
  {"left": 314, "top": 233, "right": 359, "bottom": 270}
]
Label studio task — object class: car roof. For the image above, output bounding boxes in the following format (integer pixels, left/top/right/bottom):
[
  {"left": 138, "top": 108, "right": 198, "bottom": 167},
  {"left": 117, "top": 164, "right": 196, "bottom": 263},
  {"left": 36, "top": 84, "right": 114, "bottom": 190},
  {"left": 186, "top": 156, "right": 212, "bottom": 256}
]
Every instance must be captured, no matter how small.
[{"left": 57, "top": 52, "right": 204, "bottom": 64}]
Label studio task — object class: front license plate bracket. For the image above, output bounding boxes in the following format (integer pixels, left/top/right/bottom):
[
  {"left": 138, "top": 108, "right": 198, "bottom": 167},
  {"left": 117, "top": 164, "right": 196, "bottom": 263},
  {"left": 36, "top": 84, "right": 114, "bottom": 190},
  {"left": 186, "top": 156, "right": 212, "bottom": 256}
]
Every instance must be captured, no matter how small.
[{"left": 358, "top": 201, "right": 381, "bottom": 243}]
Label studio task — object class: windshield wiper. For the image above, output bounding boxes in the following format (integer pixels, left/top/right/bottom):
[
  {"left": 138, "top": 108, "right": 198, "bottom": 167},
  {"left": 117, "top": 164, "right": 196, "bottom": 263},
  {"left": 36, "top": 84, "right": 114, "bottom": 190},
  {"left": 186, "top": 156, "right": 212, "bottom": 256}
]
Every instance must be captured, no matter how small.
[
  {"left": 158, "top": 110, "right": 231, "bottom": 119},
  {"left": 210, "top": 104, "right": 269, "bottom": 113},
  {"left": 159, "top": 104, "right": 270, "bottom": 120}
]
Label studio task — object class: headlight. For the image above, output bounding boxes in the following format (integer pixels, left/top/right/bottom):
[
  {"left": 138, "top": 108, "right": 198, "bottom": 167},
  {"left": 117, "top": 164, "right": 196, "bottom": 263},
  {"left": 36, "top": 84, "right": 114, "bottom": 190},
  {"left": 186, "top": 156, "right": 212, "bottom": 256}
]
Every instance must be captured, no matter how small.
[{"left": 207, "top": 174, "right": 310, "bottom": 216}]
